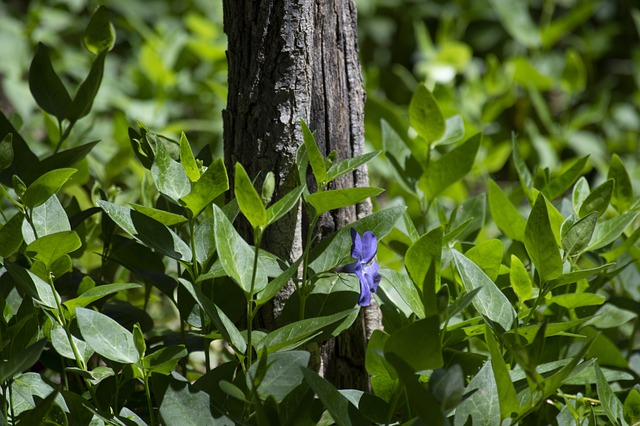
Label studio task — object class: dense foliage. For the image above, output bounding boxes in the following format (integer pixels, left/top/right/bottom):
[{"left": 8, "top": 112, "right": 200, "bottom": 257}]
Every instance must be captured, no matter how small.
[{"left": 1, "top": 1, "right": 640, "bottom": 425}]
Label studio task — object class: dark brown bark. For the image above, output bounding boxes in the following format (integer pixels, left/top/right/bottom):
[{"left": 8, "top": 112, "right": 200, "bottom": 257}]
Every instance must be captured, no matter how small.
[{"left": 222, "top": 0, "right": 381, "bottom": 391}]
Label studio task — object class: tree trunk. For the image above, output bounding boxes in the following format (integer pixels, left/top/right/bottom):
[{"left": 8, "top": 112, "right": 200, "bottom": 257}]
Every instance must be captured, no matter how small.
[{"left": 222, "top": 0, "right": 381, "bottom": 391}]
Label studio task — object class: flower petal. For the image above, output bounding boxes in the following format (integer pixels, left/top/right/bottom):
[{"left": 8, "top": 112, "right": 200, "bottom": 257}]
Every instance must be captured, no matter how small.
[
  {"left": 358, "top": 276, "right": 372, "bottom": 306},
  {"left": 350, "top": 228, "right": 364, "bottom": 261},
  {"left": 342, "top": 261, "right": 360, "bottom": 274},
  {"left": 365, "top": 262, "right": 381, "bottom": 293},
  {"left": 360, "top": 231, "right": 378, "bottom": 264}
]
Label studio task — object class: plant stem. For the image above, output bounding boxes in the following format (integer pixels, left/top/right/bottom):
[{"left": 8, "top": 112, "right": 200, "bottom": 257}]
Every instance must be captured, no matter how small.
[
  {"left": 299, "top": 215, "right": 318, "bottom": 321},
  {"left": 385, "top": 384, "right": 403, "bottom": 426},
  {"left": 246, "top": 229, "right": 262, "bottom": 369},
  {"left": 144, "top": 372, "right": 156, "bottom": 425}
]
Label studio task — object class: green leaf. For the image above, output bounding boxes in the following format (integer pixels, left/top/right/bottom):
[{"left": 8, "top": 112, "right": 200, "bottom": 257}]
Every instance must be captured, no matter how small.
[
  {"left": 257, "top": 310, "right": 355, "bottom": 354},
  {"left": 305, "top": 187, "right": 383, "bottom": 215},
  {"left": 255, "top": 258, "right": 302, "bottom": 306},
  {"left": 234, "top": 162, "right": 267, "bottom": 230},
  {"left": 180, "top": 157, "right": 229, "bottom": 217},
  {"left": 0, "top": 339, "right": 47, "bottom": 383},
  {"left": 66, "top": 51, "right": 106, "bottom": 121},
  {"left": 524, "top": 194, "right": 563, "bottom": 281},
  {"left": 548, "top": 263, "right": 614, "bottom": 290},
  {"left": 561, "top": 49, "right": 587, "bottom": 93},
  {"left": 26, "top": 231, "right": 82, "bottom": 269},
  {"left": 608, "top": 154, "right": 633, "bottom": 212},
  {"left": 35, "top": 141, "right": 99, "bottom": 182},
  {"left": 404, "top": 226, "right": 442, "bottom": 293},
  {"left": 0, "top": 211, "right": 24, "bottom": 257},
  {"left": 485, "top": 326, "right": 518, "bottom": 420},
  {"left": 212, "top": 204, "right": 266, "bottom": 295},
  {"left": 23, "top": 168, "right": 77, "bottom": 209},
  {"left": 301, "top": 119, "right": 327, "bottom": 185},
  {"left": 380, "top": 269, "right": 425, "bottom": 319},
  {"left": 510, "top": 255, "right": 532, "bottom": 303},
  {"left": 151, "top": 140, "right": 191, "bottom": 203},
  {"left": 624, "top": 388, "right": 640, "bottom": 426},
  {"left": 595, "top": 363, "right": 625, "bottom": 426},
  {"left": 129, "top": 203, "right": 187, "bottom": 226},
  {"left": 465, "top": 239, "right": 503, "bottom": 282},
  {"left": 6, "top": 262, "right": 60, "bottom": 310},
  {"left": 452, "top": 250, "right": 516, "bottom": 331},
  {"left": 579, "top": 179, "right": 613, "bottom": 217},
  {"left": 418, "top": 133, "right": 481, "bottom": 199},
  {"left": 64, "top": 283, "right": 141, "bottom": 315},
  {"left": 50, "top": 323, "right": 93, "bottom": 362},
  {"left": 542, "top": 2, "right": 594, "bottom": 48},
  {"left": 83, "top": 5, "right": 115, "bottom": 54},
  {"left": 572, "top": 176, "right": 590, "bottom": 214},
  {"left": 504, "top": 319, "right": 588, "bottom": 345},
  {"left": 179, "top": 132, "right": 200, "bottom": 182},
  {"left": 247, "top": 351, "right": 310, "bottom": 403},
  {"left": 384, "top": 316, "right": 443, "bottom": 372},
  {"left": 561, "top": 211, "right": 597, "bottom": 257},
  {"left": 142, "top": 345, "right": 187, "bottom": 375},
  {"left": 549, "top": 293, "right": 605, "bottom": 309},
  {"left": 0, "top": 133, "right": 13, "bottom": 171},
  {"left": 453, "top": 361, "right": 501, "bottom": 425},
  {"left": 488, "top": 0, "right": 541, "bottom": 47},
  {"left": 98, "top": 201, "right": 192, "bottom": 261},
  {"left": 76, "top": 307, "right": 139, "bottom": 364},
  {"left": 159, "top": 377, "right": 227, "bottom": 425},
  {"left": 27, "top": 195, "right": 70, "bottom": 241},
  {"left": 512, "top": 137, "right": 534, "bottom": 199},
  {"left": 409, "top": 83, "right": 445, "bottom": 144},
  {"left": 542, "top": 155, "right": 589, "bottom": 201},
  {"left": 326, "top": 151, "right": 380, "bottom": 183},
  {"left": 488, "top": 179, "right": 526, "bottom": 241},
  {"left": 266, "top": 185, "right": 305, "bottom": 226},
  {"left": 433, "top": 114, "right": 465, "bottom": 146},
  {"left": 300, "top": 368, "right": 370, "bottom": 426},
  {"left": 28, "top": 43, "right": 72, "bottom": 120},
  {"left": 587, "top": 211, "right": 640, "bottom": 251}
]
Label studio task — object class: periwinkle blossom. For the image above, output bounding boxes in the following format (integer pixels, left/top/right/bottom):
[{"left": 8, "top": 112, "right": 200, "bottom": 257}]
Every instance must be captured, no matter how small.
[{"left": 343, "top": 229, "right": 381, "bottom": 307}]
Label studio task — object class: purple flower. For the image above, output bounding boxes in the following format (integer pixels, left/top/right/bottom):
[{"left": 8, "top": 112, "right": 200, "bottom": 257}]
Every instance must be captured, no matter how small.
[{"left": 343, "top": 229, "right": 381, "bottom": 307}]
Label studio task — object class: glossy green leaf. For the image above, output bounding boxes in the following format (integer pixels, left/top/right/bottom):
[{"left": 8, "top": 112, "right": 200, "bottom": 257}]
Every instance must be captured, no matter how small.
[
  {"left": 409, "top": 83, "right": 445, "bottom": 143},
  {"left": 488, "top": 0, "right": 541, "bottom": 47},
  {"left": 159, "top": 377, "right": 226, "bottom": 425},
  {"left": 0, "top": 339, "right": 47, "bottom": 383},
  {"left": 326, "top": 151, "right": 380, "bottom": 183},
  {"left": 305, "top": 187, "right": 383, "bottom": 215},
  {"left": 548, "top": 263, "right": 613, "bottom": 290},
  {"left": 301, "top": 119, "right": 327, "bottom": 185},
  {"left": 234, "top": 162, "right": 267, "bottom": 230},
  {"left": 98, "top": 201, "right": 192, "bottom": 261},
  {"left": 380, "top": 269, "right": 425, "bottom": 319},
  {"left": 179, "top": 132, "right": 200, "bottom": 182},
  {"left": 465, "top": 239, "right": 503, "bottom": 282},
  {"left": 50, "top": 323, "right": 93, "bottom": 362},
  {"left": 27, "top": 195, "right": 71, "bottom": 242},
  {"left": 26, "top": 231, "right": 82, "bottom": 269},
  {"left": 524, "top": 194, "right": 563, "bottom": 281},
  {"left": 587, "top": 211, "right": 640, "bottom": 251},
  {"left": 488, "top": 179, "right": 526, "bottom": 241},
  {"left": 151, "top": 140, "right": 191, "bottom": 203},
  {"left": 212, "top": 204, "right": 266, "bottom": 295},
  {"left": 23, "top": 168, "right": 77, "bottom": 209},
  {"left": 76, "top": 307, "right": 139, "bottom": 364},
  {"left": 542, "top": 155, "right": 589, "bottom": 201},
  {"left": 247, "top": 351, "right": 309, "bottom": 403},
  {"left": 608, "top": 154, "right": 633, "bottom": 212},
  {"left": 6, "top": 262, "right": 60, "bottom": 310},
  {"left": 35, "top": 141, "right": 99, "bottom": 183},
  {"left": 142, "top": 345, "right": 187, "bottom": 375},
  {"left": 434, "top": 114, "right": 465, "bottom": 146},
  {"left": 623, "top": 388, "right": 640, "bottom": 425},
  {"left": 549, "top": 293, "right": 605, "bottom": 310},
  {"left": 257, "top": 310, "right": 355, "bottom": 354},
  {"left": 454, "top": 361, "right": 501, "bottom": 425},
  {"left": 301, "top": 368, "right": 370, "bottom": 426},
  {"left": 504, "top": 319, "right": 587, "bottom": 345},
  {"left": 255, "top": 257, "right": 302, "bottom": 306},
  {"left": 452, "top": 250, "right": 516, "bottom": 331},
  {"left": 561, "top": 211, "right": 597, "bottom": 257},
  {"left": 579, "top": 179, "right": 613, "bottom": 218},
  {"left": 510, "top": 255, "right": 532, "bottom": 303},
  {"left": 83, "top": 5, "right": 115, "bottom": 54},
  {"left": 0, "top": 133, "right": 13, "bottom": 171},
  {"left": 384, "top": 316, "right": 442, "bottom": 372},
  {"left": 0, "top": 211, "right": 24, "bottom": 257},
  {"left": 28, "top": 43, "right": 72, "bottom": 120},
  {"left": 572, "top": 176, "right": 590, "bottom": 214},
  {"left": 595, "top": 363, "right": 625, "bottom": 425},
  {"left": 512, "top": 137, "right": 534, "bottom": 198},
  {"left": 180, "top": 157, "right": 228, "bottom": 217},
  {"left": 418, "top": 133, "right": 481, "bottom": 199},
  {"left": 404, "top": 226, "right": 442, "bottom": 292},
  {"left": 64, "top": 283, "right": 141, "bottom": 315},
  {"left": 485, "top": 326, "right": 518, "bottom": 420},
  {"left": 66, "top": 51, "right": 106, "bottom": 121},
  {"left": 266, "top": 184, "right": 305, "bottom": 226},
  {"left": 129, "top": 203, "right": 187, "bottom": 226}
]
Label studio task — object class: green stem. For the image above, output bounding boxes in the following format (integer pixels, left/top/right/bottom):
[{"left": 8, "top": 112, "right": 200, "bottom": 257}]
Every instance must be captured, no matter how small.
[
  {"left": 144, "top": 372, "right": 156, "bottom": 426},
  {"left": 189, "top": 220, "right": 200, "bottom": 279},
  {"left": 385, "top": 384, "right": 403, "bottom": 426},
  {"left": 246, "top": 229, "right": 262, "bottom": 369},
  {"left": 53, "top": 119, "right": 75, "bottom": 154},
  {"left": 299, "top": 215, "right": 318, "bottom": 321}
]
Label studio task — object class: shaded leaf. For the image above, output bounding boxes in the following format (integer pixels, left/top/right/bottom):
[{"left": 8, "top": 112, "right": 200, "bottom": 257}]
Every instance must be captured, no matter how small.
[
  {"left": 562, "top": 211, "right": 597, "bottom": 257},
  {"left": 306, "top": 187, "right": 383, "bottom": 215},
  {"left": 83, "top": 5, "right": 115, "bottom": 54},
  {"left": 23, "top": 168, "right": 77, "bottom": 209},
  {"left": 28, "top": 43, "right": 72, "bottom": 120},
  {"left": 488, "top": 179, "right": 526, "bottom": 241},
  {"left": 524, "top": 194, "right": 563, "bottom": 281},
  {"left": 234, "top": 162, "right": 267, "bottom": 230}
]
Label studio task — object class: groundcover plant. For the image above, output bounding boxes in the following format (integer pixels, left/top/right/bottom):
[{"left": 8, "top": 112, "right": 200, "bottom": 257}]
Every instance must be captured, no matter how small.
[{"left": 1, "top": 2, "right": 640, "bottom": 426}]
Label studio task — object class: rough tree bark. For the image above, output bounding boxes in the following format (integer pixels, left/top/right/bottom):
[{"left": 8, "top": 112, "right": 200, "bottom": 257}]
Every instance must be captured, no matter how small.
[{"left": 222, "top": 0, "right": 381, "bottom": 391}]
